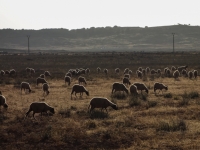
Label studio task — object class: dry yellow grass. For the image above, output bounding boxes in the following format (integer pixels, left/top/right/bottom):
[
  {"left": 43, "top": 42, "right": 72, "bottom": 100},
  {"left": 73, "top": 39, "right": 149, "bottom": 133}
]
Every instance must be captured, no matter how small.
[{"left": 1, "top": 71, "right": 200, "bottom": 149}]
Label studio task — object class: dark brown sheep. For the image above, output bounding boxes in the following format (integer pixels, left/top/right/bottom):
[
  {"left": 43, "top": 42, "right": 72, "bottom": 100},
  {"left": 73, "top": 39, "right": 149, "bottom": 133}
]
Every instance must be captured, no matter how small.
[
  {"left": 20, "top": 82, "right": 31, "bottom": 94},
  {"left": 112, "top": 82, "right": 129, "bottom": 94},
  {"left": 64, "top": 76, "right": 71, "bottom": 86},
  {"left": 154, "top": 82, "right": 168, "bottom": 94},
  {"left": 133, "top": 82, "right": 148, "bottom": 94},
  {"left": 88, "top": 97, "right": 118, "bottom": 114},
  {"left": 71, "top": 84, "right": 89, "bottom": 99},
  {"left": 43, "top": 83, "right": 50, "bottom": 95},
  {"left": 36, "top": 77, "right": 47, "bottom": 86}
]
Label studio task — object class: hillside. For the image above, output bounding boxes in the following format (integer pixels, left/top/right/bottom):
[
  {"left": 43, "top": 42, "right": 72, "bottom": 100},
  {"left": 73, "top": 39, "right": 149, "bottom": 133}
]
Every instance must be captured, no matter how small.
[{"left": 0, "top": 25, "right": 200, "bottom": 52}]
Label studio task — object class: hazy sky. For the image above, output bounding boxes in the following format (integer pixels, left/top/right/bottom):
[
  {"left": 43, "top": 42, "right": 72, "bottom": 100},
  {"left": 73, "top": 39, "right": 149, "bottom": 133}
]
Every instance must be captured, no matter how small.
[{"left": 0, "top": 0, "right": 200, "bottom": 30}]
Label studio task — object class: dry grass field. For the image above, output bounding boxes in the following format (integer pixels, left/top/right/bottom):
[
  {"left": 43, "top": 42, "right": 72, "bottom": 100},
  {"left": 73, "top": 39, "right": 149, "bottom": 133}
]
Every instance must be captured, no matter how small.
[{"left": 1, "top": 52, "right": 200, "bottom": 149}]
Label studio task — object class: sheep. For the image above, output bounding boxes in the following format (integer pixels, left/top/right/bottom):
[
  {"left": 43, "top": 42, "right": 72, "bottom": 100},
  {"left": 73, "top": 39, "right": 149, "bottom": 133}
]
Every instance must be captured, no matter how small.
[
  {"left": 123, "top": 77, "right": 131, "bottom": 86},
  {"left": 9, "top": 69, "right": 16, "bottom": 76},
  {"left": 178, "top": 65, "right": 188, "bottom": 72},
  {"left": 154, "top": 82, "right": 168, "bottom": 94},
  {"left": 133, "top": 82, "right": 148, "bottom": 94},
  {"left": 164, "top": 67, "right": 169, "bottom": 75},
  {"left": 71, "top": 84, "right": 89, "bottom": 99},
  {"left": 130, "top": 84, "right": 139, "bottom": 95},
  {"left": 97, "top": 67, "right": 101, "bottom": 74},
  {"left": 64, "top": 76, "right": 71, "bottom": 86},
  {"left": 20, "top": 82, "right": 31, "bottom": 94},
  {"left": 115, "top": 68, "right": 120, "bottom": 74},
  {"left": 171, "top": 66, "right": 176, "bottom": 71},
  {"left": 26, "top": 67, "right": 31, "bottom": 73},
  {"left": 193, "top": 70, "right": 198, "bottom": 79},
  {"left": 188, "top": 71, "right": 193, "bottom": 79},
  {"left": 36, "top": 77, "right": 47, "bottom": 86},
  {"left": 142, "top": 69, "right": 146, "bottom": 76},
  {"left": 88, "top": 97, "right": 118, "bottom": 114},
  {"left": 0, "top": 70, "right": 5, "bottom": 76},
  {"left": 25, "top": 102, "right": 55, "bottom": 120},
  {"left": 173, "top": 70, "right": 180, "bottom": 79},
  {"left": 124, "top": 68, "right": 129, "bottom": 74},
  {"left": 181, "top": 69, "right": 188, "bottom": 77},
  {"left": 146, "top": 67, "right": 150, "bottom": 74},
  {"left": 65, "top": 72, "right": 72, "bottom": 77},
  {"left": 137, "top": 70, "right": 143, "bottom": 79},
  {"left": 43, "top": 83, "right": 50, "bottom": 95},
  {"left": 166, "top": 69, "right": 171, "bottom": 77},
  {"left": 80, "top": 69, "right": 86, "bottom": 75},
  {"left": 44, "top": 71, "right": 51, "bottom": 77},
  {"left": 5, "top": 70, "right": 10, "bottom": 75},
  {"left": 150, "top": 69, "right": 157, "bottom": 75},
  {"left": 138, "top": 67, "right": 143, "bottom": 72},
  {"left": 30, "top": 68, "right": 35, "bottom": 75},
  {"left": 40, "top": 74, "right": 45, "bottom": 78},
  {"left": 86, "top": 68, "right": 90, "bottom": 74},
  {"left": 104, "top": 69, "right": 108, "bottom": 75},
  {"left": 0, "top": 95, "right": 8, "bottom": 109},
  {"left": 78, "top": 76, "right": 87, "bottom": 85},
  {"left": 112, "top": 82, "right": 129, "bottom": 94},
  {"left": 124, "top": 74, "right": 130, "bottom": 79},
  {"left": 128, "top": 70, "right": 133, "bottom": 75}
]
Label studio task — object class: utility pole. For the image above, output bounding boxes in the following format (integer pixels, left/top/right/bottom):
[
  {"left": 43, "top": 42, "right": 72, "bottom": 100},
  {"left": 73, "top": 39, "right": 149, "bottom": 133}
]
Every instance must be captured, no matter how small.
[{"left": 27, "top": 35, "right": 30, "bottom": 54}]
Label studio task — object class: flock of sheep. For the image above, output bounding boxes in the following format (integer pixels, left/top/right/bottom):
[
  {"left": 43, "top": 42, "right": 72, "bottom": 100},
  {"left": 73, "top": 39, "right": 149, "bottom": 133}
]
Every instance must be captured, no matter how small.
[{"left": 0, "top": 65, "right": 198, "bottom": 120}]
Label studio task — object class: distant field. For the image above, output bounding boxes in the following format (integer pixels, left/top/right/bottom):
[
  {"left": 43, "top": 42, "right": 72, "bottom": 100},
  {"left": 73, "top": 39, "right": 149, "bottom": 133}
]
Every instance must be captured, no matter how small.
[{"left": 1, "top": 52, "right": 200, "bottom": 149}]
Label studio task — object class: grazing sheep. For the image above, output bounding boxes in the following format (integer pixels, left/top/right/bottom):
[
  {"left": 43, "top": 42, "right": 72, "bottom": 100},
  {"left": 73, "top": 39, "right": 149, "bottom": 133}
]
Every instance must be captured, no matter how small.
[
  {"left": 30, "top": 68, "right": 35, "bottom": 75},
  {"left": 0, "top": 95, "right": 8, "bottom": 109},
  {"left": 80, "top": 69, "right": 86, "bottom": 75},
  {"left": 133, "top": 82, "right": 148, "bottom": 94},
  {"left": 44, "top": 71, "right": 51, "bottom": 77},
  {"left": 124, "top": 74, "right": 130, "bottom": 79},
  {"left": 157, "top": 69, "right": 161, "bottom": 75},
  {"left": 20, "top": 82, "right": 31, "bottom": 93},
  {"left": 166, "top": 69, "right": 171, "bottom": 77},
  {"left": 43, "top": 83, "right": 50, "bottom": 95},
  {"left": 65, "top": 72, "right": 72, "bottom": 77},
  {"left": 115, "top": 68, "right": 120, "bottom": 74},
  {"left": 124, "top": 68, "right": 129, "bottom": 74},
  {"left": 128, "top": 70, "right": 133, "bottom": 75},
  {"left": 78, "top": 76, "right": 87, "bottom": 85},
  {"left": 123, "top": 77, "right": 131, "bottom": 86},
  {"left": 0, "top": 70, "right": 5, "bottom": 76},
  {"left": 5, "top": 70, "right": 10, "bottom": 75},
  {"left": 112, "top": 82, "right": 129, "bottom": 94},
  {"left": 171, "top": 66, "right": 176, "bottom": 71},
  {"left": 25, "top": 102, "right": 55, "bottom": 120},
  {"left": 164, "top": 67, "right": 169, "bottom": 75},
  {"left": 154, "top": 82, "right": 168, "bottom": 94},
  {"left": 178, "top": 65, "right": 188, "bottom": 72},
  {"left": 104, "top": 69, "right": 108, "bottom": 75},
  {"left": 36, "top": 77, "right": 47, "bottom": 86},
  {"left": 97, "top": 67, "right": 101, "bottom": 74},
  {"left": 193, "top": 70, "right": 198, "bottom": 79},
  {"left": 138, "top": 67, "right": 142, "bottom": 72},
  {"left": 40, "top": 74, "right": 45, "bottom": 78},
  {"left": 9, "top": 69, "right": 16, "bottom": 76},
  {"left": 88, "top": 97, "right": 118, "bottom": 114},
  {"left": 130, "top": 84, "right": 139, "bottom": 95},
  {"left": 181, "top": 69, "right": 188, "bottom": 77},
  {"left": 64, "top": 76, "right": 71, "bottom": 86},
  {"left": 137, "top": 70, "right": 143, "bottom": 79},
  {"left": 142, "top": 69, "right": 146, "bottom": 76},
  {"left": 71, "top": 84, "right": 89, "bottom": 99},
  {"left": 150, "top": 69, "right": 157, "bottom": 75},
  {"left": 173, "top": 70, "right": 180, "bottom": 79},
  {"left": 188, "top": 71, "right": 193, "bottom": 79},
  {"left": 146, "top": 67, "right": 150, "bottom": 74},
  {"left": 86, "top": 68, "right": 90, "bottom": 74}
]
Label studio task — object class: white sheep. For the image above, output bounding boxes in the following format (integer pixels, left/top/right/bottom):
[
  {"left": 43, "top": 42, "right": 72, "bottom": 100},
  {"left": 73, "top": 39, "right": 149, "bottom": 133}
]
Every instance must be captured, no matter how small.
[
  {"left": 25, "top": 102, "right": 55, "bottom": 120},
  {"left": 154, "top": 82, "right": 168, "bottom": 94},
  {"left": 178, "top": 65, "right": 188, "bottom": 72},
  {"left": 64, "top": 76, "right": 71, "bottom": 86},
  {"left": 193, "top": 70, "right": 198, "bottom": 79},
  {"left": 71, "top": 84, "right": 89, "bottom": 99},
  {"left": 43, "top": 83, "right": 50, "bottom": 95},
  {"left": 20, "top": 82, "right": 31, "bottom": 94},
  {"left": 104, "top": 69, "right": 108, "bottom": 75},
  {"left": 112, "top": 82, "right": 129, "bottom": 94},
  {"left": 115, "top": 68, "right": 120, "bottom": 74},
  {"left": 188, "top": 71, "right": 193, "bottom": 79},
  {"left": 133, "top": 82, "right": 148, "bottom": 94},
  {"left": 173, "top": 70, "right": 180, "bottom": 79},
  {"left": 36, "top": 77, "right": 47, "bottom": 86},
  {"left": 44, "top": 71, "right": 51, "bottom": 77},
  {"left": 97, "top": 67, "right": 101, "bottom": 74},
  {"left": 130, "top": 84, "right": 139, "bottom": 95},
  {"left": 0, "top": 95, "right": 8, "bottom": 109},
  {"left": 88, "top": 97, "right": 118, "bottom": 114},
  {"left": 5, "top": 70, "right": 10, "bottom": 75},
  {"left": 123, "top": 77, "right": 131, "bottom": 86},
  {"left": 78, "top": 76, "right": 87, "bottom": 85}
]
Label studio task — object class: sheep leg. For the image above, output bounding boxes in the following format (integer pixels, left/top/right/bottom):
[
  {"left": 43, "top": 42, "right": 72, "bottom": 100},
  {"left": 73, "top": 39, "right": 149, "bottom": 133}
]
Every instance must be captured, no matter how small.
[{"left": 33, "top": 112, "right": 37, "bottom": 120}]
